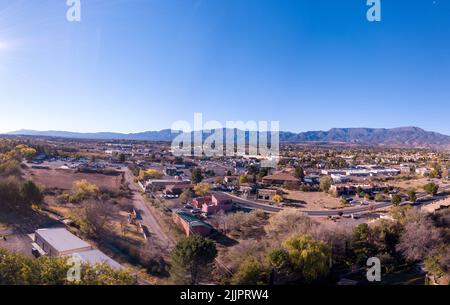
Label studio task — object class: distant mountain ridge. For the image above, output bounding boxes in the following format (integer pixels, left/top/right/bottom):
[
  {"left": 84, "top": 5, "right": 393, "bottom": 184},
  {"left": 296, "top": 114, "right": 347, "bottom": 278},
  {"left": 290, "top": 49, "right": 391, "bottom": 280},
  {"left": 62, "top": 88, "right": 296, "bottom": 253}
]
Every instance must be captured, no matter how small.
[{"left": 5, "top": 127, "right": 450, "bottom": 149}]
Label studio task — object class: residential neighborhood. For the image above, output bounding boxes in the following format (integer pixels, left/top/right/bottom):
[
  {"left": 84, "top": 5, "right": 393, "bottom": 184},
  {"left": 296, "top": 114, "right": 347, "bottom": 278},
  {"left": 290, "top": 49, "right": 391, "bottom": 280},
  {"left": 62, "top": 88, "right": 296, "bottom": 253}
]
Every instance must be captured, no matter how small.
[{"left": 0, "top": 1, "right": 449, "bottom": 301}]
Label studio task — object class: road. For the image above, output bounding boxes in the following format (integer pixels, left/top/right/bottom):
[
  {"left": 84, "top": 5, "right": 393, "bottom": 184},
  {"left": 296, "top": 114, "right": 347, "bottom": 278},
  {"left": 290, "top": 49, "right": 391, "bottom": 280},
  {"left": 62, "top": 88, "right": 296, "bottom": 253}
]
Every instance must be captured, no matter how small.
[
  {"left": 123, "top": 169, "right": 174, "bottom": 249},
  {"left": 220, "top": 184, "right": 450, "bottom": 217}
]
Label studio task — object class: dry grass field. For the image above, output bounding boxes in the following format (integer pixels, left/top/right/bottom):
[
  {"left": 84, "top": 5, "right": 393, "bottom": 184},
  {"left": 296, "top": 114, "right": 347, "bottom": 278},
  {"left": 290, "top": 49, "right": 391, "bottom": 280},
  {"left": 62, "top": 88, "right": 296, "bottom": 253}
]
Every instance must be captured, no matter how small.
[
  {"left": 26, "top": 168, "right": 123, "bottom": 191},
  {"left": 388, "top": 177, "right": 443, "bottom": 191},
  {"left": 283, "top": 190, "right": 343, "bottom": 210}
]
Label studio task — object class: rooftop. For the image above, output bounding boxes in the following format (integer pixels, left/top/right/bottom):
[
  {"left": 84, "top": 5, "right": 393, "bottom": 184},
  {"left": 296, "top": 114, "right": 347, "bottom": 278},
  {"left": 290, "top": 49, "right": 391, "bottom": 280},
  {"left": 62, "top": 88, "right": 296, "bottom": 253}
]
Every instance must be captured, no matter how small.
[
  {"left": 173, "top": 209, "right": 212, "bottom": 228},
  {"left": 35, "top": 228, "right": 91, "bottom": 253},
  {"left": 262, "top": 172, "right": 298, "bottom": 182},
  {"left": 72, "top": 250, "right": 122, "bottom": 270}
]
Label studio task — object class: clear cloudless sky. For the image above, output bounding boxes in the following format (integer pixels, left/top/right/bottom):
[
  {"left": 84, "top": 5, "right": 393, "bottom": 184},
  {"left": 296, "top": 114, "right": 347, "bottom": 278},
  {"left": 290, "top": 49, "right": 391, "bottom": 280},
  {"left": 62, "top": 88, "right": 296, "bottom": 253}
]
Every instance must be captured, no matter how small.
[{"left": 0, "top": 0, "right": 449, "bottom": 134}]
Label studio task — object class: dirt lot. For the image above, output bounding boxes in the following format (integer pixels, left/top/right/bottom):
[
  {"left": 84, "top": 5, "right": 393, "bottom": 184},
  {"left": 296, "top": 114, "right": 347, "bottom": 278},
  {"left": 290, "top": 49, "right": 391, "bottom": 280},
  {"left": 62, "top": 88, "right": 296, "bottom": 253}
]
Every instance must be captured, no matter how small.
[
  {"left": 388, "top": 177, "right": 444, "bottom": 191},
  {"left": 26, "top": 168, "right": 123, "bottom": 191},
  {"left": 0, "top": 234, "right": 34, "bottom": 258},
  {"left": 0, "top": 209, "right": 61, "bottom": 235},
  {"left": 283, "top": 190, "right": 343, "bottom": 210}
]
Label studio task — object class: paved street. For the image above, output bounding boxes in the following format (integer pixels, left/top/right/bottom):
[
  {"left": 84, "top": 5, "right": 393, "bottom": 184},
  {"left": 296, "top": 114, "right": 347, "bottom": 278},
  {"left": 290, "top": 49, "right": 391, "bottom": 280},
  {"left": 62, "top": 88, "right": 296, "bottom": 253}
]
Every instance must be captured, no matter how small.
[{"left": 219, "top": 184, "right": 450, "bottom": 217}]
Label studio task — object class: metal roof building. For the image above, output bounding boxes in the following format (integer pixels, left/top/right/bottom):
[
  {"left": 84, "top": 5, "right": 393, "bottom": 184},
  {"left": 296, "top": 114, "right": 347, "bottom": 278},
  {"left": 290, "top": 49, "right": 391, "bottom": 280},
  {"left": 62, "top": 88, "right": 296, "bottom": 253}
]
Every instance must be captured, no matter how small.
[{"left": 34, "top": 228, "right": 92, "bottom": 257}]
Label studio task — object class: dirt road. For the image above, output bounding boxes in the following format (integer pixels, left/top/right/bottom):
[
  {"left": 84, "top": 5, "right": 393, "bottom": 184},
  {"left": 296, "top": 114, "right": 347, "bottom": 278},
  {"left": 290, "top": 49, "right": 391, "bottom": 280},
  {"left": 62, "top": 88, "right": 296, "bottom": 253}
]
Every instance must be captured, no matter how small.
[{"left": 123, "top": 169, "right": 174, "bottom": 249}]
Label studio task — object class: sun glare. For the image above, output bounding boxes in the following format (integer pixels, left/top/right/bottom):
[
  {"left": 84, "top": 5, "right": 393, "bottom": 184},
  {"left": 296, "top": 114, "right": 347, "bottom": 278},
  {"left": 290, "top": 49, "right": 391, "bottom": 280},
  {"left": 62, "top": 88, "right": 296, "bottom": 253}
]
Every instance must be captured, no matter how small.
[{"left": 0, "top": 40, "right": 8, "bottom": 50}]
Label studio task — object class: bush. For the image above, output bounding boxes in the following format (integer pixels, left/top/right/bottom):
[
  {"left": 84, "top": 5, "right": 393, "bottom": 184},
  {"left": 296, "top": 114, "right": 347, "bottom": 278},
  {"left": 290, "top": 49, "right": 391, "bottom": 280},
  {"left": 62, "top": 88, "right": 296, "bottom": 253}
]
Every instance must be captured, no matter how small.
[
  {"left": 231, "top": 257, "right": 267, "bottom": 285},
  {"left": 70, "top": 179, "right": 99, "bottom": 203},
  {"left": 0, "top": 177, "right": 22, "bottom": 209},
  {"left": 0, "top": 248, "right": 135, "bottom": 285},
  {"left": 21, "top": 180, "right": 43, "bottom": 206}
]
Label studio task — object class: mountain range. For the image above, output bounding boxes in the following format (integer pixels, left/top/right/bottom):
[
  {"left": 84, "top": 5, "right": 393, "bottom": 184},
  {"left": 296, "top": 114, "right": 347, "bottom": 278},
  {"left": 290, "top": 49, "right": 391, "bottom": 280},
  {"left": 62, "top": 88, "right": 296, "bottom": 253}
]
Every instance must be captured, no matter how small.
[{"left": 5, "top": 127, "right": 450, "bottom": 149}]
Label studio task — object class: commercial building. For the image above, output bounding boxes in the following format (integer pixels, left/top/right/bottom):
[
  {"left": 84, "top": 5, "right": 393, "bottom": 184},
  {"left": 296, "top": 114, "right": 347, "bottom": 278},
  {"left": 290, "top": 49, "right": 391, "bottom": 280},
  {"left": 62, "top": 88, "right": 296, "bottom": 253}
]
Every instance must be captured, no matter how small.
[
  {"left": 32, "top": 228, "right": 123, "bottom": 270},
  {"left": 172, "top": 209, "right": 213, "bottom": 236},
  {"left": 34, "top": 228, "right": 92, "bottom": 257}
]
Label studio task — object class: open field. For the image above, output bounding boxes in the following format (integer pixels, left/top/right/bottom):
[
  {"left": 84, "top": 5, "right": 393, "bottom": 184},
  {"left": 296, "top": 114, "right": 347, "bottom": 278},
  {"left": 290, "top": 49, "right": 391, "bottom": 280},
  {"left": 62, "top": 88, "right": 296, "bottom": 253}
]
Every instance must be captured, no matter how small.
[
  {"left": 283, "top": 190, "right": 343, "bottom": 210},
  {"left": 388, "top": 177, "right": 445, "bottom": 191},
  {"left": 26, "top": 168, "right": 123, "bottom": 191}
]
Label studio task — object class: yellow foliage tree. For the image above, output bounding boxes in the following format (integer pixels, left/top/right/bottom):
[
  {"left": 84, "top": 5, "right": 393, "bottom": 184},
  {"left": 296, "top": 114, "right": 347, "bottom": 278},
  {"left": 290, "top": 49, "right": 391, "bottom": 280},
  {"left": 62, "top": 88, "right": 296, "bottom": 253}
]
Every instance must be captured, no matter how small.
[
  {"left": 272, "top": 194, "right": 284, "bottom": 203},
  {"left": 70, "top": 179, "right": 99, "bottom": 203},
  {"left": 138, "top": 169, "right": 163, "bottom": 180},
  {"left": 15, "top": 144, "right": 37, "bottom": 159},
  {"left": 194, "top": 183, "right": 210, "bottom": 197}
]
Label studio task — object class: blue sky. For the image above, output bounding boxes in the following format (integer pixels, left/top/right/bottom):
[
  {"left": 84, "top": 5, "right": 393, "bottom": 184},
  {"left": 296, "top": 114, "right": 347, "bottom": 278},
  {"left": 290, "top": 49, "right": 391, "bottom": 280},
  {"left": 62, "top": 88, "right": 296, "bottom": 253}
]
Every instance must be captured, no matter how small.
[{"left": 0, "top": 0, "right": 449, "bottom": 134}]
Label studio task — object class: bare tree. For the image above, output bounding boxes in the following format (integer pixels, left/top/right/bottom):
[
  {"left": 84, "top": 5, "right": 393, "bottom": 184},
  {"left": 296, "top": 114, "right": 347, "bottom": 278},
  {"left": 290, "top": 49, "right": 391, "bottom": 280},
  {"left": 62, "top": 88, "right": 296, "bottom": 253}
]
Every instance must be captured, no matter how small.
[
  {"left": 75, "top": 199, "right": 116, "bottom": 239},
  {"left": 264, "top": 208, "right": 315, "bottom": 239},
  {"left": 396, "top": 210, "right": 443, "bottom": 261}
]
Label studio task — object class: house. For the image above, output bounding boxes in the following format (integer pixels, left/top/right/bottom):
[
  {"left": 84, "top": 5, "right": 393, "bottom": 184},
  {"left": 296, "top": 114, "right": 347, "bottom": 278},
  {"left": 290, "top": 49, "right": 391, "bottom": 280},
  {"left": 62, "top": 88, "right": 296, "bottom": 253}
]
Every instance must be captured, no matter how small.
[
  {"left": 164, "top": 166, "right": 179, "bottom": 176},
  {"left": 303, "top": 175, "right": 321, "bottom": 185},
  {"left": 192, "top": 196, "right": 212, "bottom": 209},
  {"left": 164, "top": 182, "right": 192, "bottom": 196},
  {"left": 331, "top": 174, "right": 350, "bottom": 184},
  {"left": 172, "top": 209, "right": 213, "bottom": 236},
  {"left": 321, "top": 169, "right": 346, "bottom": 176},
  {"left": 399, "top": 164, "right": 413, "bottom": 174},
  {"left": 416, "top": 167, "right": 431, "bottom": 177},
  {"left": 34, "top": 228, "right": 92, "bottom": 257},
  {"left": 224, "top": 176, "right": 239, "bottom": 184},
  {"left": 141, "top": 178, "right": 188, "bottom": 192},
  {"left": 257, "top": 189, "right": 280, "bottom": 201},
  {"left": 329, "top": 183, "right": 386, "bottom": 196},
  {"left": 192, "top": 193, "right": 233, "bottom": 214},
  {"left": 262, "top": 172, "right": 299, "bottom": 185},
  {"left": 239, "top": 183, "right": 257, "bottom": 197},
  {"left": 203, "top": 193, "right": 233, "bottom": 214}
]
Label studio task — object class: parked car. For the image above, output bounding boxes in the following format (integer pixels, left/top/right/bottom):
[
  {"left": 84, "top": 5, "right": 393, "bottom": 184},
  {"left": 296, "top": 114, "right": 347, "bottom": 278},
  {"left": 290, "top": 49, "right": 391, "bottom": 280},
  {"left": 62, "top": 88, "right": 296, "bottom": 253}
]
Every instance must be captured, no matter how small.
[
  {"left": 191, "top": 208, "right": 201, "bottom": 214},
  {"left": 31, "top": 248, "right": 41, "bottom": 258}
]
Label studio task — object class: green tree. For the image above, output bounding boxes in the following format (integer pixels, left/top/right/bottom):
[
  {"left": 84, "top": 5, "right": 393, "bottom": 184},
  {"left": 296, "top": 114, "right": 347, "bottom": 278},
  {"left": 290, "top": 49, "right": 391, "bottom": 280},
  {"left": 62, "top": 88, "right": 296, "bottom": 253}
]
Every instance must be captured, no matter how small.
[
  {"left": 170, "top": 235, "right": 217, "bottom": 285},
  {"left": 294, "top": 166, "right": 305, "bottom": 182},
  {"left": 0, "top": 248, "right": 135, "bottom": 285},
  {"left": 118, "top": 153, "right": 126, "bottom": 163},
  {"left": 374, "top": 193, "right": 384, "bottom": 202},
  {"left": 282, "top": 235, "right": 332, "bottom": 282},
  {"left": 423, "top": 183, "right": 439, "bottom": 196},
  {"left": 352, "top": 223, "right": 375, "bottom": 265},
  {"left": 391, "top": 194, "right": 402, "bottom": 206},
  {"left": 191, "top": 168, "right": 203, "bottom": 184},
  {"left": 0, "top": 177, "right": 22, "bottom": 210},
  {"left": 180, "top": 189, "right": 194, "bottom": 203},
  {"left": 231, "top": 257, "right": 266, "bottom": 285},
  {"left": 407, "top": 189, "right": 417, "bottom": 203},
  {"left": 21, "top": 180, "right": 43, "bottom": 206},
  {"left": 319, "top": 176, "right": 333, "bottom": 192}
]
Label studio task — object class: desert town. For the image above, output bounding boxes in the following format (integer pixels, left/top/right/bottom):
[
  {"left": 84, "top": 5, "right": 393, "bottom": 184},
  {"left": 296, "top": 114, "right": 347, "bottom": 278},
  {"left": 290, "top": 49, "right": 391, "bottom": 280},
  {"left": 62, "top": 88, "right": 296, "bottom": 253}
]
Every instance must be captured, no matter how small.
[{"left": 1, "top": 135, "right": 449, "bottom": 285}]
